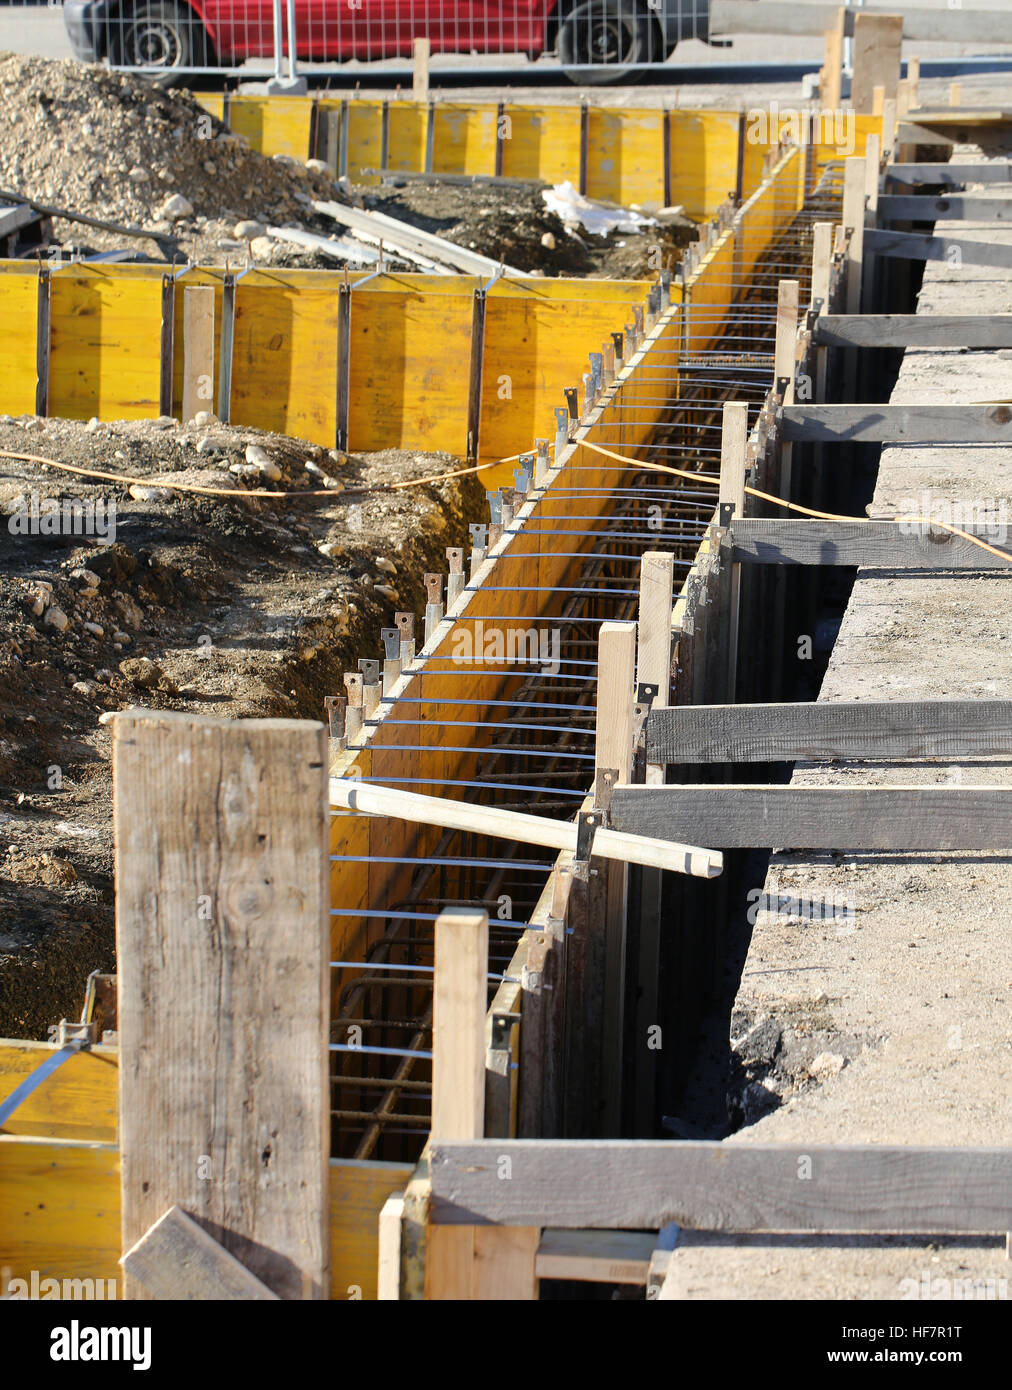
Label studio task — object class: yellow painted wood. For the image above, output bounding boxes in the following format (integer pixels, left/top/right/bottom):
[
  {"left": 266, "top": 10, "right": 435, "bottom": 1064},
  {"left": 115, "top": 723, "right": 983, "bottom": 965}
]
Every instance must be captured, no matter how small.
[
  {"left": 229, "top": 95, "right": 312, "bottom": 160},
  {"left": 500, "top": 105, "right": 581, "bottom": 184},
  {"left": 387, "top": 102, "right": 428, "bottom": 173},
  {"left": 194, "top": 93, "right": 224, "bottom": 123},
  {"left": 329, "top": 1159, "right": 415, "bottom": 1300},
  {"left": 586, "top": 107, "right": 665, "bottom": 209},
  {"left": 49, "top": 268, "right": 163, "bottom": 421},
  {"left": 432, "top": 105, "right": 497, "bottom": 177},
  {"left": 668, "top": 110, "right": 740, "bottom": 220},
  {"left": 0, "top": 267, "right": 39, "bottom": 414},
  {"left": 344, "top": 100, "right": 384, "bottom": 185},
  {"left": 0, "top": 1043, "right": 117, "bottom": 1142}
]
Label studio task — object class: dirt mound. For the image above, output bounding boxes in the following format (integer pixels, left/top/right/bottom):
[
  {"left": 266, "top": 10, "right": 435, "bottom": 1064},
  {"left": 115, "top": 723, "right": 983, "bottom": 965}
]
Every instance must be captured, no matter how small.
[
  {"left": 0, "top": 53, "right": 343, "bottom": 262},
  {"left": 366, "top": 176, "right": 697, "bottom": 278},
  {"left": 0, "top": 413, "right": 484, "bottom": 1037}
]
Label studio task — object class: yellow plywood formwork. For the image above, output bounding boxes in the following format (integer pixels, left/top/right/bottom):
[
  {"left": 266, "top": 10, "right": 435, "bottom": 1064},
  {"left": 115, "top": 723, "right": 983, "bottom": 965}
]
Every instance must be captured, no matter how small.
[
  {"left": 0, "top": 265, "right": 39, "bottom": 415},
  {"left": 344, "top": 100, "right": 385, "bottom": 185},
  {"left": 669, "top": 110, "right": 742, "bottom": 221},
  {"left": 502, "top": 105, "right": 582, "bottom": 184},
  {"left": 229, "top": 94, "right": 313, "bottom": 160},
  {"left": 48, "top": 267, "right": 163, "bottom": 421},
  {"left": 387, "top": 101, "right": 430, "bottom": 174},
  {"left": 586, "top": 107, "right": 665, "bottom": 209},
  {"left": 0, "top": 1128, "right": 412, "bottom": 1301},
  {"left": 433, "top": 105, "right": 498, "bottom": 176},
  {"left": 0, "top": 1043, "right": 117, "bottom": 1142}
]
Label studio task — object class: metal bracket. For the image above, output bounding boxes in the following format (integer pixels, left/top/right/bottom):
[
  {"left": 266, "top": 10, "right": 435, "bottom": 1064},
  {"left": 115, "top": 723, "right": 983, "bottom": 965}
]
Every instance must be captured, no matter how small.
[
  {"left": 719, "top": 501, "right": 735, "bottom": 529},
  {"left": 381, "top": 628, "right": 400, "bottom": 660},
  {"left": 574, "top": 809, "right": 603, "bottom": 879},
  {"left": 358, "top": 658, "right": 380, "bottom": 685},
  {"left": 490, "top": 1011, "right": 521, "bottom": 1052},
  {"left": 57, "top": 1019, "right": 96, "bottom": 1048}
]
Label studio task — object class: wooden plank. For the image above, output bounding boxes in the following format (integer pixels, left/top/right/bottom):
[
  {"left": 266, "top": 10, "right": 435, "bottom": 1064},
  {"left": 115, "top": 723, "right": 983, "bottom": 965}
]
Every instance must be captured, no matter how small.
[
  {"left": 609, "top": 784, "right": 1012, "bottom": 850},
  {"left": 122, "top": 1205, "right": 279, "bottom": 1300},
  {"left": 810, "top": 221, "right": 834, "bottom": 309},
  {"left": 646, "top": 699, "right": 1012, "bottom": 764},
  {"left": 113, "top": 711, "right": 330, "bottom": 1300},
  {"left": 181, "top": 284, "right": 215, "bottom": 423},
  {"left": 0, "top": 1042, "right": 117, "bottom": 1142},
  {"left": 432, "top": 908, "right": 488, "bottom": 1142},
  {"left": 864, "top": 227, "right": 1012, "bottom": 269},
  {"left": 473, "top": 1225, "right": 539, "bottom": 1299},
  {"left": 774, "top": 278, "right": 800, "bottom": 388},
  {"left": 730, "top": 517, "right": 1009, "bottom": 568},
  {"left": 886, "top": 161, "right": 1012, "bottom": 187},
  {"left": 781, "top": 403, "right": 1012, "bottom": 443},
  {"left": 412, "top": 38, "right": 429, "bottom": 102},
  {"left": 596, "top": 621, "right": 637, "bottom": 1136},
  {"left": 376, "top": 1192, "right": 405, "bottom": 1300},
  {"left": 711, "top": 1, "right": 1012, "bottom": 44},
  {"left": 536, "top": 1228, "right": 656, "bottom": 1284},
  {"left": 821, "top": 8, "right": 844, "bottom": 113},
  {"left": 814, "top": 313, "right": 1012, "bottom": 348},
  {"left": 842, "top": 156, "right": 865, "bottom": 317},
  {"left": 878, "top": 194, "right": 1012, "bottom": 222},
  {"left": 430, "top": 1141, "right": 1012, "bottom": 1233},
  {"left": 851, "top": 14, "right": 902, "bottom": 115}
]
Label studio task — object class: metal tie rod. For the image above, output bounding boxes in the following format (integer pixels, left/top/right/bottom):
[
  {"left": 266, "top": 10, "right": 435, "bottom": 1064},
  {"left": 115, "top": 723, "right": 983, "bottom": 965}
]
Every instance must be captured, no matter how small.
[{"left": 331, "top": 779, "right": 722, "bottom": 880}]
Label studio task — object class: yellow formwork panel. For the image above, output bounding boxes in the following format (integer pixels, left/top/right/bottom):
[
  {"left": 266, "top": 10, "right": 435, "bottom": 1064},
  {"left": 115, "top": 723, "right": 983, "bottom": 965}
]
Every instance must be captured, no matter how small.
[
  {"left": 479, "top": 290, "right": 645, "bottom": 470},
  {"left": 0, "top": 266, "right": 38, "bottom": 415},
  {"left": 231, "top": 277, "right": 340, "bottom": 444},
  {"left": 683, "top": 228, "right": 737, "bottom": 358},
  {"left": 171, "top": 268, "right": 224, "bottom": 420},
  {"left": 0, "top": 1132, "right": 412, "bottom": 1301},
  {"left": 230, "top": 94, "right": 312, "bottom": 160},
  {"left": 194, "top": 93, "right": 225, "bottom": 124},
  {"left": 347, "top": 284, "right": 473, "bottom": 453},
  {"left": 0, "top": 1043, "right": 116, "bottom": 1143},
  {"left": 500, "top": 106, "right": 581, "bottom": 185},
  {"left": 432, "top": 104, "right": 498, "bottom": 177},
  {"left": 586, "top": 107, "right": 665, "bottom": 210},
  {"left": 668, "top": 110, "right": 741, "bottom": 221},
  {"left": 344, "top": 100, "right": 385, "bottom": 185},
  {"left": 49, "top": 267, "right": 163, "bottom": 421},
  {"left": 387, "top": 102, "right": 429, "bottom": 172}
]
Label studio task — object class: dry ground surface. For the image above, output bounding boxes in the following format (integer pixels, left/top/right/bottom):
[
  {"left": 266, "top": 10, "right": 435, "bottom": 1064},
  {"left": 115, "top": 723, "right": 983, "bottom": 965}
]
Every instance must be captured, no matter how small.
[
  {"left": 0, "top": 415, "right": 482, "bottom": 1037},
  {"left": 660, "top": 155, "right": 1012, "bottom": 1301}
]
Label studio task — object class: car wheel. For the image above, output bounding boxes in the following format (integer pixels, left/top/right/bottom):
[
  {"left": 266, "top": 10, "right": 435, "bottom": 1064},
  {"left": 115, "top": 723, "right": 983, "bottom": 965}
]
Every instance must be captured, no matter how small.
[
  {"left": 110, "top": 1, "right": 214, "bottom": 70},
  {"left": 558, "top": 0, "right": 656, "bottom": 85}
]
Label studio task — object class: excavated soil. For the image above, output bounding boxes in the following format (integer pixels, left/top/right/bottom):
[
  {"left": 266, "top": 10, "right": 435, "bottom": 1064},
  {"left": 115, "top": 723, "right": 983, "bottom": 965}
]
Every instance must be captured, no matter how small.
[{"left": 0, "top": 414, "right": 483, "bottom": 1037}]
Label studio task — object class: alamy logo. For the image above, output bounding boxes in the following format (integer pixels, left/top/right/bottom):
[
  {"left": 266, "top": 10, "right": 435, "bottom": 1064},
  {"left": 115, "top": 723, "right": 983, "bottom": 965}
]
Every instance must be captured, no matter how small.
[
  {"left": 746, "top": 102, "right": 856, "bottom": 157},
  {"left": 7, "top": 490, "right": 116, "bottom": 544},
  {"left": 450, "top": 621, "right": 561, "bottom": 676},
  {"left": 50, "top": 1319, "right": 151, "bottom": 1371},
  {"left": 3, "top": 1269, "right": 117, "bottom": 1300}
]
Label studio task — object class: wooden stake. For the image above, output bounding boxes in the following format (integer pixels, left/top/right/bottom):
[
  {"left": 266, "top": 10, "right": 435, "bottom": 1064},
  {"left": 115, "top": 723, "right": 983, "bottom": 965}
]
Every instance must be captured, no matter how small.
[
  {"left": 113, "top": 712, "right": 330, "bottom": 1301},
  {"left": 377, "top": 1192, "right": 406, "bottom": 1300},
  {"left": 774, "top": 278, "right": 800, "bottom": 395},
  {"left": 412, "top": 37, "right": 430, "bottom": 102},
  {"left": 949, "top": 81, "right": 962, "bottom": 108},
  {"left": 882, "top": 97, "right": 897, "bottom": 159},
  {"left": 810, "top": 221, "right": 834, "bottom": 309},
  {"left": 596, "top": 621, "right": 637, "bottom": 1133},
  {"left": 842, "top": 156, "right": 866, "bottom": 321},
  {"left": 908, "top": 56, "right": 920, "bottom": 108},
  {"left": 181, "top": 285, "right": 215, "bottom": 424},
  {"left": 851, "top": 13, "right": 903, "bottom": 114},
  {"left": 822, "top": 8, "right": 845, "bottom": 112},
  {"left": 872, "top": 85, "right": 885, "bottom": 117},
  {"left": 719, "top": 401, "right": 748, "bottom": 703}
]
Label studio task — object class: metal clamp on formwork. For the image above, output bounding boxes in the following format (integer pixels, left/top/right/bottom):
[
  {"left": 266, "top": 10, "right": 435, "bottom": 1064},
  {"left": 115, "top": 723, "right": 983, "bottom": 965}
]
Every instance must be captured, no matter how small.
[
  {"left": 446, "top": 547, "right": 465, "bottom": 607},
  {"left": 358, "top": 658, "right": 381, "bottom": 719},
  {"left": 381, "top": 628, "right": 401, "bottom": 696},
  {"left": 324, "top": 695, "right": 347, "bottom": 754},
  {"left": 564, "top": 386, "right": 579, "bottom": 437},
  {"left": 423, "top": 573, "right": 444, "bottom": 643},
  {"left": 395, "top": 611, "right": 415, "bottom": 667},
  {"left": 634, "top": 682, "right": 659, "bottom": 750},
  {"left": 573, "top": 767, "right": 619, "bottom": 882},
  {"left": 554, "top": 405, "right": 570, "bottom": 458},
  {"left": 343, "top": 673, "right": 364, "bottom": 742},
  {"left": 534, "top": 438, "right": 550, "bottom": 489},
  {"left": 500, "top": 488, "right": 516, "bottom": 528},
  {"left": 469, "top": 523, "right": 487, "bottom": 580},
  {"left": 611, "top": 330, "right": 624, "bottom": 372},
  {"left": 486, "top": 489, "right": 503, "bottom": 546}
]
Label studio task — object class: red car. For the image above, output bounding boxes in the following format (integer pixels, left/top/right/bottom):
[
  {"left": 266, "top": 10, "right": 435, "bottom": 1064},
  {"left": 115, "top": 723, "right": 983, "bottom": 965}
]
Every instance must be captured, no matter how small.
[{"left": 64, "top": 0, "right": 712, "bottom": 83}]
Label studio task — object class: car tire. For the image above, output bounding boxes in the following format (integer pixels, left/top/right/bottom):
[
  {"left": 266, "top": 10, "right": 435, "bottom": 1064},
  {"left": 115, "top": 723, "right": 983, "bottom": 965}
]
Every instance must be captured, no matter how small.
[
  {"left": 109, "top": 0, "right": 215, "bottom": 70},
  {"left": 558, "top": 0, "right": 658, "bottom": 85}
]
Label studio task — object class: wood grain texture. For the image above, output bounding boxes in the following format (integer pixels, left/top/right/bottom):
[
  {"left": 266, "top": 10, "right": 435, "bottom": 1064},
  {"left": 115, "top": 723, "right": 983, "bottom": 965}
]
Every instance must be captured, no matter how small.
[
  {"left": 536, "top": 1228, "right": 656, "bottom": 1284},
  {"left": 864, "top": 228, "right": 1012, "bottom": 269},
  {"left": 851, "top": 14, "right": 902, "bottom": 114},
  {"left": 730, "top": 517, "right": 1011, "bottom": 567},
  {"left": 878, "top": 195, "right": 1012, "bottom": 223},
  {"left": 122, "top": 1205, "right": 280, "bottom": 1300},
  {"left": 430, "top": 1141, "right": 1012, "bottom": 1233},
  {"left": 886, "top": 161, "right": 1012, "bottom": 187},
  {"left": 815, "top": 313, "right": 1012, "bottom": 348},
  {"left": 609, "top": 784, "right": 1012, "bottom": 850},
  {"left": 112, "top": 711, "right": 330, "bottom": 1300},
  {"left": 780, "top": 404, "right": 1012, "bottom": 444},
  {"left": 646, "top": 700, "right": 1012, "bottom": 764}
]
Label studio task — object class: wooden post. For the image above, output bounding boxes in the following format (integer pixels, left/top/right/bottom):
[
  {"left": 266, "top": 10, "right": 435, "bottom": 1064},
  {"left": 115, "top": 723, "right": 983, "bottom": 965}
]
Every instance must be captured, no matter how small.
[
  {"left": 377, "top": 1192, "right": 406, "bottom": 1300},
  {"left": 113, "top": 712, "right": 330, "bottom": 1300},
  {"left": 811, "top": 221, "right": 834, "bottom": 310},
  {"left": 822, "top": 8, "right": 845, "bottom": 112},
  {"left": 719, "top": 401, "right": 748, "bottom": 705},
  {"left": 412, "top": 37, "right": 429, "bottom": 102},
  {"left": 882, "top": 97, "right": 897, "bottom": 159},
  {"left": 897, "top": 78, "right": 911, "bottom": 118},
  {"left": 774, "top": 278, "right": 800, "bottom": 396},
  {"left": 427, "top": 908, "right": 538, "bottom": 1300},
  {"left": 872, "top": 85, "right": 885, "bottom": 117},
  {"left": 950, "top": 81, "right": 962, "bottom": 108},
  {"left": 842, "top": 155, "right": 866, "bottom": 402},
  {"left": 181, "top": 285, "right": 215, "bottom": 424},
  {"left": 908, "top": 57, "right": 920, "bottom": 109},
  {"left": 851, "top": 13, "right": 903, "bottom": 114},
  {"left": 596, "top": 621, "right": 637, "bottom": 1134},
  {"left": 862, "top": 133, "right": 881, "bottom": 360},
  {"left": 633, "top": 553, "right": 675, "bottom": 1133}
]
